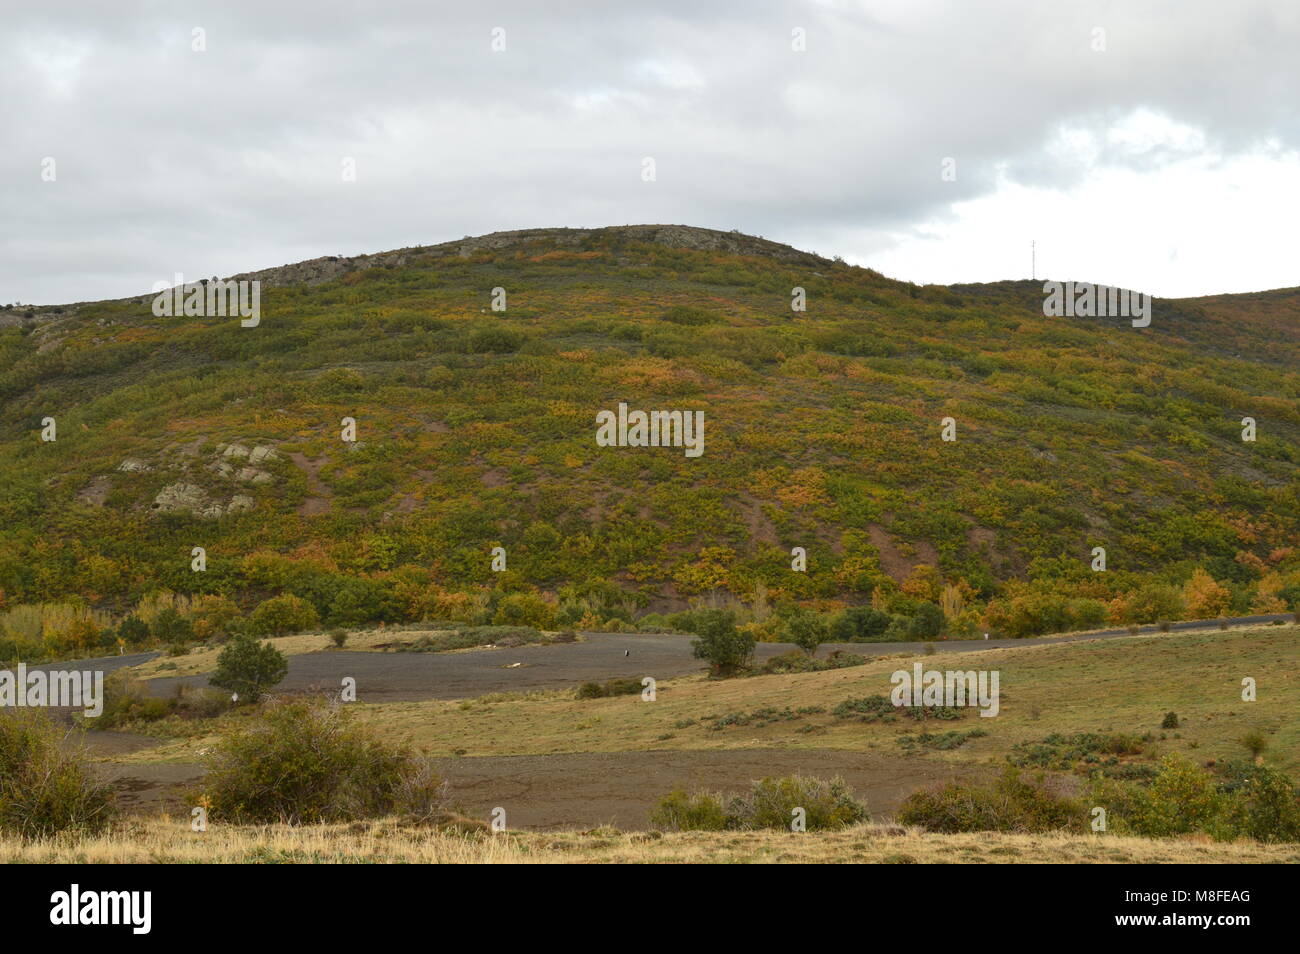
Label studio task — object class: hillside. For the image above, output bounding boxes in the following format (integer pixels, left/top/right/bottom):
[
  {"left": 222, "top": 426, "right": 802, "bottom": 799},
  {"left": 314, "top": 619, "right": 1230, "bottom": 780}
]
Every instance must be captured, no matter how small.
[{"left": 1, "top": 224, "right": 1298, "bottom": 649}]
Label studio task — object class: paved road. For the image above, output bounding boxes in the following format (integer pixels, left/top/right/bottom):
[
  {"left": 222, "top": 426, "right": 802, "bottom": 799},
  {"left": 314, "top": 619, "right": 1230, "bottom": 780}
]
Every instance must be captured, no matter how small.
[{"left": 136, "top": 612, "right": 1292, "bottom": 703}]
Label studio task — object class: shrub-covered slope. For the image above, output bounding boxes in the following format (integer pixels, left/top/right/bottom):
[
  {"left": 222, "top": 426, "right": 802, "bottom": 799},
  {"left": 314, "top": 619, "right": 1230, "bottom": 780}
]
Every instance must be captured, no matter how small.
[{"left": 1, "top": 225, "right": 1297, "bottom": 645}]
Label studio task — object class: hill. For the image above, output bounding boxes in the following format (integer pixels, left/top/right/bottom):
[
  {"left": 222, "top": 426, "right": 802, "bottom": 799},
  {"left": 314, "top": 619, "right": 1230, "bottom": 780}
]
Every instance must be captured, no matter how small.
[{"left": 1, "top": 225, "right": 1297, "bottom": 651}]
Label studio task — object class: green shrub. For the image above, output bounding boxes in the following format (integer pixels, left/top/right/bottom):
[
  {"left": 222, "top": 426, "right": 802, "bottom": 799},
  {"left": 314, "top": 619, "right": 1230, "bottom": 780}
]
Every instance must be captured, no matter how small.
[
  {"left": 209, "top": 631, "right": 288, "bottom": 703},
  {"left": 469, "top": 327, "right": 524, "bottom": 353},
  {"left": 650, "top": 788, "right": 727, "bottom": 831},
  {"left": 200, "top": 700, "right": 444, "bottom": 824},
  {"left": 1091, "top": 755, "right": 1224, "bottom": 838},
  {"left": 1216, "top": 764, "right": 1300, "bottom": 843},
  {"left": 1095, "top": 758, "right": 1300, "bottom": 843},
  {"left": 0, "top": 710, "right": 114, "bottom": 837},
  {"left": 755, "top": 649, "right": 869, "bottom": 675},
  {"left": 329, "top": 628, "right": 348, "bottom": 648},
  {"left": 1240, "top": 730, "right": 1268, "bottom": 760},
  {"left": 689, "top": 609, "right": 754, "bottom": 675},
  {"left": 575, "top": 677, "right": 643, "bottom": 699},
  {"left": 727, "top": 775, "right": 869, "bottom": 831},
  {"left": 1161, "top": 711, "right": 1179, "bottom": 729},
  {"left": 93, "top": 671, "right": 232, "bottom": 728},
  {"left": 660, "top": 305, "right": 719, "bottom": 326},
  {"left": 651, "top": 775, "right": 868, "bottom": 831},
  {"left": 898, "top": 766, "right": 1085, "bottom": 834}
]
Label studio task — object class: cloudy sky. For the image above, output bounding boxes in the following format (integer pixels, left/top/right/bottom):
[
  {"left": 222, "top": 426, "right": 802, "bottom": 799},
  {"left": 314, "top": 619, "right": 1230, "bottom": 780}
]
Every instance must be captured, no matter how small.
[{"left": 4, "top": 0, "right": 1299, "bottom": 305}]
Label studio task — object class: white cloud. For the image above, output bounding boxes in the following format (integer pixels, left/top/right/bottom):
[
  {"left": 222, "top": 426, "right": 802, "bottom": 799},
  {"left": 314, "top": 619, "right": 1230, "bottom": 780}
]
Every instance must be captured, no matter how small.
[{"left": 2, "top": 0, "right": 1299, "bottom": 304}]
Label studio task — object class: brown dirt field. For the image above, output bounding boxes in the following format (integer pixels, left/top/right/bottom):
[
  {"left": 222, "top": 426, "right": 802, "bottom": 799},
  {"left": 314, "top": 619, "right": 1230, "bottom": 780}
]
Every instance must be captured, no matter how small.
[
  {"left": 84, "top": 736, "right": 984, "bottom": 831},
  {"left": 432, "top": 748, "right": 988, "bottom": 830}
]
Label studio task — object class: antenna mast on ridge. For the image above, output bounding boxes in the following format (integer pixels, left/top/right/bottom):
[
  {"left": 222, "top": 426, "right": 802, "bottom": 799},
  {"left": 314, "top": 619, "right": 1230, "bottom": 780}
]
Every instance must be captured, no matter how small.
[{"left": 1031, "top": 240, "right": 1036, "bottom": 281}]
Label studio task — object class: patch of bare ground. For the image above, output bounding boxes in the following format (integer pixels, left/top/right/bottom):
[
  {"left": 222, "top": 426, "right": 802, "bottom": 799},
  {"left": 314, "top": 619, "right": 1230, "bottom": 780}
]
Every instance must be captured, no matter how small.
[{"left": 289, "top": 451, "right": 333, "bottom": 515}]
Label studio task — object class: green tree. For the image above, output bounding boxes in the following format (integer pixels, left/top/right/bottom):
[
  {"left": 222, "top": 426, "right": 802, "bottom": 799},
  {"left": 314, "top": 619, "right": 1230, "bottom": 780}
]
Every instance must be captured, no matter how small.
[
  {"left": 116, "top": 615, "right": 151, "bottom": 647},
  {"left": 830, "top": 606, "right": 892, "bottom": 642},
  {"left": 689, "top": 610, "right": 754, "bottom": 675},
  {"left": 210, "top": 632, "right": 288, "bottom": 704},
  {"left": 151, "top": 607, "right": 194, "bottom": 647},
  {"left": 781, "top": 607, "right": 829, "bottom": 656},
  {"left": 908, "top": 602, "right": 945, "bottom": 639}
]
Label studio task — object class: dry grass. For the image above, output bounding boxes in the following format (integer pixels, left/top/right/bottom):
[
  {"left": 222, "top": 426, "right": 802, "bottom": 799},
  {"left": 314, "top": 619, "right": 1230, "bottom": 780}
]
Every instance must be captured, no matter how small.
[{"left": 3, "top": 817, "right": 1296, "bottom": 864}]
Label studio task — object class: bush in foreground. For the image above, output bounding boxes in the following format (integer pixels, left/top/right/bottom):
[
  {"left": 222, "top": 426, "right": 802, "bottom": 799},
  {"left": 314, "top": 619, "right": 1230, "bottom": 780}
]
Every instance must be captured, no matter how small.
[
  {"left": 200, "top": 700, "right": 444, "bottom": 824},
  {"left": 651, "top": 775, "right": 868, "bottom": 831},
  {"left": 0, "top": 710, "right": 114, "bottom": 838},
  {"left": 1093, "top": 755, "right": 1300, "bottom": 843},
  {"left": 898, "top": 767, "right": 1087, "bottom": 834}
]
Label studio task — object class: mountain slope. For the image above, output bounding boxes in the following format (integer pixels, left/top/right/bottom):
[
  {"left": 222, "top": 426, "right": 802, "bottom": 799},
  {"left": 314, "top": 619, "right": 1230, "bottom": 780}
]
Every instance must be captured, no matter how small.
[{"left": 1, "top": 225, "right": 1297, "bottom": 643}]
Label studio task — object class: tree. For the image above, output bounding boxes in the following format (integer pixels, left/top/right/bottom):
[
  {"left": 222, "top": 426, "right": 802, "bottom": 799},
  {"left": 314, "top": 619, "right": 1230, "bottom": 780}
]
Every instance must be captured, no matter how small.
[
  {"left": 151, "top": 607, "right": 194, "bottom": 647},
  {"left": 210, "top": 632, "right": 288, "bottom": 703},
  {"left": 117, "top": 616, "right": 150, "bottom": 647},
  {"left": 248, "top": 594, "right": 319, "bottom": 637},
  {"left": 781, "top": 607, "right": 828, "bottom": 656},
  {"left": 689, "top": 610, "right": 754, "bottom": 675},
  {"left": 908, "top": 602, "right": 945, "bottom": 640},
  {"left": 1183, "top": 568, "right": 1230, "bottom": 619},
  {"left": 830, "top": 606, "right": 892, "bottom": 642},
  {"left": 191, "top": 595, "right": 241, "bottom": 640}
]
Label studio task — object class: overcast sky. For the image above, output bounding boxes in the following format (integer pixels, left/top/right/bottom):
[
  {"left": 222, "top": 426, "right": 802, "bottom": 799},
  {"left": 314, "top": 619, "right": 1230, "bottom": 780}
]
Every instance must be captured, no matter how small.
[{"left": 4, "top": 0, "right": 1299, "bottom": 305}]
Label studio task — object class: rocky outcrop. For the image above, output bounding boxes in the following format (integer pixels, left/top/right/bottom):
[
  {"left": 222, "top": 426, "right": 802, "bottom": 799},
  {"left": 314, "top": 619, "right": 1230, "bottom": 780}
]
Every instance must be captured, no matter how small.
[{"left": 151, "top": 481, "right": 257, "bottom": 519}]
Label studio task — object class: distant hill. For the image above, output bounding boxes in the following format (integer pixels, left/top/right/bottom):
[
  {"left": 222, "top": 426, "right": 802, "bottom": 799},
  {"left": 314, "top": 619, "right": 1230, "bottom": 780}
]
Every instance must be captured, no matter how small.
[{"left": 1, "top": 225, "right": 1297, "bottom": 644}]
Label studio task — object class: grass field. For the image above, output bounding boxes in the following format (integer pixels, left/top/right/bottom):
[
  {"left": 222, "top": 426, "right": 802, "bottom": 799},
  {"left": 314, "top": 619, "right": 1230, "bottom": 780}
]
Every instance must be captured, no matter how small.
[
  {"left": 115, "top": 624, "right": 1299, "bottom": 776},
  {"left": 4, "top": 818, "right": 1296, "bottom": 865}
]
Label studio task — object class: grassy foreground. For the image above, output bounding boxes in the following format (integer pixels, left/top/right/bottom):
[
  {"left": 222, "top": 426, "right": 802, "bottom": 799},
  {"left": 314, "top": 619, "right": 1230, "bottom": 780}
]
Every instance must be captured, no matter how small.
[{"left": 4, "top": 818, "right": 1296, "bottom": 864}]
